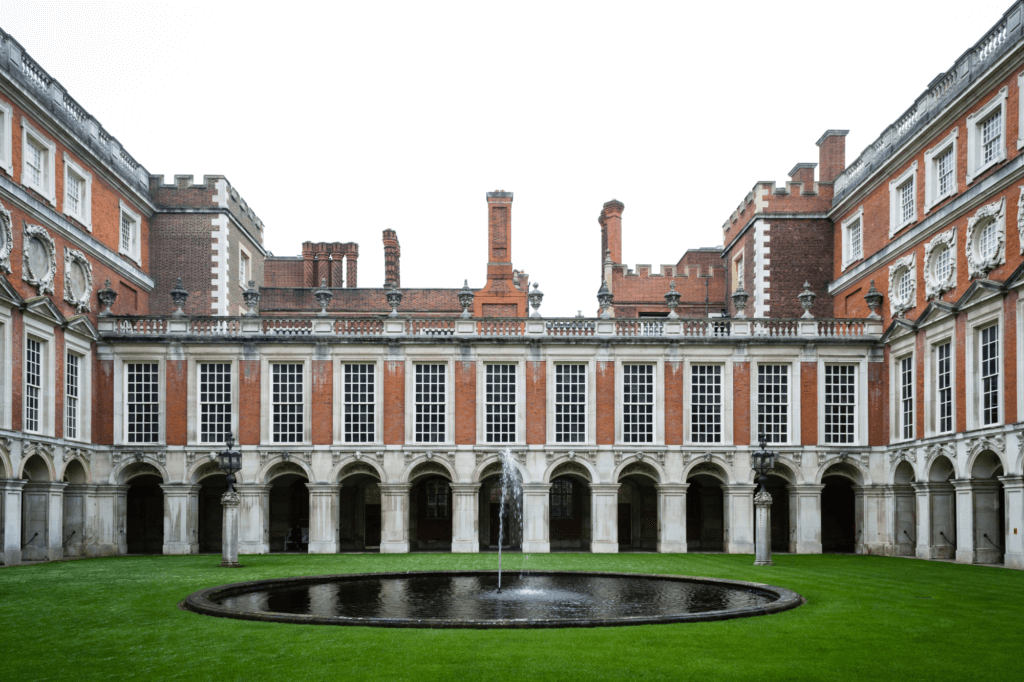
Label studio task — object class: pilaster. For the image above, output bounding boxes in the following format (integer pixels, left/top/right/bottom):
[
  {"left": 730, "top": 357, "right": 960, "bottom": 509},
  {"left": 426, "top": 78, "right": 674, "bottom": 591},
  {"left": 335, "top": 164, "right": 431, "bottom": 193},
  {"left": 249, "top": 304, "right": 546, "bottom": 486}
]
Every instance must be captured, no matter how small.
[
  {"left": 590, "top": 483, "right": 619, "bottom": 553},
  {"left": 160, "top": 483, "right": 201, "bottom": 555},
  {"left": 451, "top": 483, "right": 481, "bottom": 553},
  {"left": 655, "top": 483, "right": 687, "bottom": 553},
  {"left": 307, "top": 483, "right": 339, "bottom": 554},
  {"left": 724, "top": 483, "right": 756, "bottom": 554},
  {"left": 791, "top": 484, "right": 823, "bottom": 554},
  {"left": 999, "top": 475, "right": 1024, "bottom": 569},
  {"left": 1, "top": 479, "right": 26, "bottom": 565},
  {"left": 521, "top": 483, "right": 551, "bottom": 553},
  {"left": 380, "top": 483, "right": 410, "bottom": 553},
  {"left": 236, "top": 483, "right": 270, "bottom": 554}
]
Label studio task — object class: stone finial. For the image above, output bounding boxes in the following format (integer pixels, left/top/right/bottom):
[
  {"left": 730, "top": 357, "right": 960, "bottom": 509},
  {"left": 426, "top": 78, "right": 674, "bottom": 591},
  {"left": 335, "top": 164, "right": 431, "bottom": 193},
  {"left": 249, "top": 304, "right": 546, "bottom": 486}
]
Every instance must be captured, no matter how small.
[
  {"left": 458, "top": 280, "right": 474, "bottom": 319},
  {"left": 731, "top": 285, "right": 748, "bottom": 318},
  {"left": 528, "top": 282, "right": 544, "bottom": 318},
  {"left": 313, "top": 277, "right": 333, "bottom": 316},
  {"left": 385, "top": 282, "right": 403, "bottom": 318},
  {"left": 664, "top": 280, "right": 681, "bottom": 319},
  {"left": 597, "top": 279, "right": 613, "bottom": 319},
  {"left": 864, "top": 280, "right": 883, "bottom": 319},
  {"left": 169, "top": 277, "right": 189, "bottom": 317},
  {"left": 242, "top": 280, "right": 260, "bottom": 316},
  {"left": 97, "top": 278, "right": 117, "bottom": 316},
  {"left": 798, "top": 281, "right": 817, "bottom": 319}
]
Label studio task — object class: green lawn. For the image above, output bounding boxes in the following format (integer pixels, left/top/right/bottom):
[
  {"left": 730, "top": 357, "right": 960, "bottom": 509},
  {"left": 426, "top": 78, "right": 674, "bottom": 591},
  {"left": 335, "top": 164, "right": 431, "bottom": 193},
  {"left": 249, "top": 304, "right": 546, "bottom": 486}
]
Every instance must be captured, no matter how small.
[{"left": 1, "top": 552, "right": 1020, "bottom": 681}]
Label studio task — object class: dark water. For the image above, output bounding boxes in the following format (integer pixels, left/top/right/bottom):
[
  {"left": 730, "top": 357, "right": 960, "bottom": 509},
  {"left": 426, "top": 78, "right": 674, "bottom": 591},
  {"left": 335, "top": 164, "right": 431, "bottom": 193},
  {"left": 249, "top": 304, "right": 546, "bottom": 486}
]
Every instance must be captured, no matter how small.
[{"left": 217, "top": 574, "right": 774, "bottom": 622}]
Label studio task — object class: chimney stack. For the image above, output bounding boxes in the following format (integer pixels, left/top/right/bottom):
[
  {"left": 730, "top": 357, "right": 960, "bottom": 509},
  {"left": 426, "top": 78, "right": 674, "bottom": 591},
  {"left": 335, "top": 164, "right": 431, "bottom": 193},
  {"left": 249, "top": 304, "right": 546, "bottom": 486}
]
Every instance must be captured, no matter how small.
[
  {"left": 788, "top": 163, "right": 817, "bottom": 190},
  {"left": 599, "top": 199, "right": 624, "bottom": 269},
  {"left": 816, "top": 130, "right": 849, "bottom": 184},
  {"left": 486, "top": 191, "right": 514, "bottom": 284},
  {"left": 382, "top": 229, "right": 401, "bottom": 287}
]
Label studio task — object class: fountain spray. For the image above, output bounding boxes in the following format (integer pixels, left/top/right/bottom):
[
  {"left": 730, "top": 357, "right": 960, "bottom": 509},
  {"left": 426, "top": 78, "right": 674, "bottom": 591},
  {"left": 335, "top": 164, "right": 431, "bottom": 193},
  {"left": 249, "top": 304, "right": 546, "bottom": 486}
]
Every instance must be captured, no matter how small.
[{"left": 496, "top": 449, "right": 523, "bottom": 593}]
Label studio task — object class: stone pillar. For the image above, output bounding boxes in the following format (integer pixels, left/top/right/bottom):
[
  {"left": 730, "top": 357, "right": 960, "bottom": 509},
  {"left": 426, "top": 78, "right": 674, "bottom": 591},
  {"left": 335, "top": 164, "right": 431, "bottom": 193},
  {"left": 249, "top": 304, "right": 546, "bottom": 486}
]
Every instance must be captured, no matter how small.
[
  {"left": 919, "top": 481, "right": 956, "bottom": 559},
  {"left": 891, "top": 485, "right": 917, "bottom": 557},
  {"left": 853, "top": 485, "right": 886, "bottom": 555},
  {"left": 791, "top": 484, "right": 823, "bottom": 554},
  {"left": 236, "top": 483, "right": 270, "bottom": 554},
  {"left": 1, "top": 479, "right": 26, "bottom": 565},
  {"left": 723, "top": 483, "right": 756, "bottom": 554},
  {"left": 220, "top": 491, "right": 242, "bottom": 567},
  {"left": 161, "top": 483, "right": 200, "bottom": 555},
  {"left": 380, "top": 483, "right": 410, "bottom": 553},
  {"left": 590, "top": 483, "right": 619, "bottom": 553},
  {"left": 521, "top": 483, "right": 551, "bottom": 553},
  {"left": 971, "top": 479, "right": 1003, "bottom": 564},
  {"left": 451, "top": 483, "right": 481, "bottom": 553},
  {"left": 912, "top": 482, "right": 931, "bottom": 559},
  {"left": 656, "top": 483, "right": 687, "bottom": 553},
  {"left": 754, "top": 490, "right": 773, "bottom": 566},
  {"left": 22, "top": 481, "right": 66, "bottom": 561},
  {"left": 953, "top": 479, "right": 975, "bottom": 564},
  {"left": 93, "top": 484, "right": 128, "bottom": 556},
  {"left": 62, "top": 483, "right": 93, "bottom": 558},
  {"left": 999, "top": 476, "right": 1024, "bottom": 569},
  {"left": 307, "top": 483, "right": 339, "bottom": 554}
]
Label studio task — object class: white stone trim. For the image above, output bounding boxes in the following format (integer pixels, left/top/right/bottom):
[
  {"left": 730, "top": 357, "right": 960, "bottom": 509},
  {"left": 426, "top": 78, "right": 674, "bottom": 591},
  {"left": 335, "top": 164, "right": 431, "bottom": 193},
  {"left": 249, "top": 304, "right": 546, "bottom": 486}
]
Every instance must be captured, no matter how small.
[
  {"left": 20, "top": 117, "right": 56, "bottom": 205},
  {"left": 21, "top": 222, "right": 57, "bottom": 295},
  {"left": 0, "top": 198, "right": 12, "bottom": 274},
  {"left": 748, "top": 355, "right": 801, "bottom": 445},
  {"left": 889, "top": 350, "right": 916, "bottom": 444},
  {"left": 965, "top": 304, "right": 1003, "bottom": 431},
  {"left": 187, "top": 355, "right": 240, "bottom": 446},
  {"left": 475, "top": 357, "right": 526, "bottom": 446},
  {"left": 841, "top": 206, "right": 864, "bottom": 270},
  {"left": 924, "top": 325, "right": 956, "bottom": 438},
  {"left": 213, "top": 178, "right": 229, "bottom": 208},
  {"left": 545, "top": 355, "right": 598, "bottom": 447},
  {"left": 0, "top": 99, "right": 13, "bottom": 177},
  {"left": 114, "top": 354, "right": 167, "bottom": 446},
  {"left": 238, "top": 242, "right": 252, "bottom": 290},
  {"left": 64, "top": 333, "right": 93, "bottom": 444},
  {"left": 118, "top": 200, "right": 141, "bottom": 265},
  {"left": 816, "top": 354, "right": 867, "bottom": 448},
  {"left": 682, "top": 354, "right": 734, "bottom": 446},
  {"left": 614, "top": 357, "right": 664, "bottom": 446},
  {"left": 0, "top": 303, "right": 12, "bottom": 430},
  {"left": 923, "top": 128, "right": 958, "bottom": 213},
  {"left": 887, "top": 252, "right": 917, "bottom": 318},
  {"left": 753, "top": 219, "right": 770, "bottom": 317},
  {"left": 404, "top": 355, "right": 455, "bottom": 446},
  {"left": 332, "top": 355, "right": 384, "bottom": 446},
  {"left": 966, "top": 86, "right": 1008, "bottom": 185},
  {"left": 923, "top": 228, "right": 956, "bottom": 300},
  {"left": 1017, "top": 187, "right": 1024, "bottom": 255},
  {"left": 61, "top": 153, "right": 92, "bottom": 231},
  {"left": 888, "top": 161, "right": 918, "bottom": 237},
  {"left": 965, "top": 197, "right": 1006, "bottom": 279},
  {"left": 260, "top": 354, "right": 312, "bottom": 446},
  {"left": 211, "top": 214, "right": 229, "bottom": 316},
  {"left": 62, "top": 247, "right": 93, "bottom": 314},
  {"left": 1017, "top": 71, "right": 1024, "bottom": 151},
  {"left": 23, "top": 314, "right": 57, "bottom": 437}
]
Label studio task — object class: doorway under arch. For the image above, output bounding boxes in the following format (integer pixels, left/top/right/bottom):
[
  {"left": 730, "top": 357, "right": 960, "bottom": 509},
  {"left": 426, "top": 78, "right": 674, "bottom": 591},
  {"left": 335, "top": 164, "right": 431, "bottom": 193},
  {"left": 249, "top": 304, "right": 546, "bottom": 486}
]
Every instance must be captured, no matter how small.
[
  {"left": 686, "top": 472, "right": 724, "bottom": 552},
  {"left": 410, "top": 475, "right": 452, "bottom": 552},
  {"left": 197, "top": 472, "right": 228, "bottom": 554},
  {"left": 269, "top": 472, "right": 309, "bottom": 553},
  {"left": 126, "top": 474, "right": 164, "bottom": 554},
  {"left": 617, "top": 473, "right": 658, "bottom": 552},
  {"left": 339, "top": 471, "right": 381, "bottom": 552},
  {"left": 971, "top": 451, "right": 1005, "bottom": 564},
  {"left": 821, "top": 474, "right": 856, "bottom": 553},
  {"left": 549, "top": 474, "right": 591, "bottom": 552}
]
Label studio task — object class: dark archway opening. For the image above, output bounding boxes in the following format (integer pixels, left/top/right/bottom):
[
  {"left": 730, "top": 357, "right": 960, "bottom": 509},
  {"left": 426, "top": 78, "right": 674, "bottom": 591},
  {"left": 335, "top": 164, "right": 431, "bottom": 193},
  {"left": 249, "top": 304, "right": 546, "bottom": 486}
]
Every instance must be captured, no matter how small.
[
  {"left": 549, "top": 475, "right": 591, "bottom": 552},
  {"left": 126, "top": 475, "right": 164, "bottom": 554},
  {"left": 269, "top": 474, "right": 309, "bottom": 553},
  {"left": 410, "top": 476, "right": 452, "bottom": 552},
  {"left": 198, "top": 474, "right": 228, "bottom": 554},
  {"left": 479, "top": 474, "right": 522, "bottom": 551},
  {"left": 686, "top": 474, "right": 724, "bottom": 552},
  {"left": 821, "top": 475, "right": 855, "bottom": 553},
  {"left": 339, "top": 475, "right": 381, "bottom": 552},
  {"left": 617, "top": 475, "right": 657, "bottom": 551}
]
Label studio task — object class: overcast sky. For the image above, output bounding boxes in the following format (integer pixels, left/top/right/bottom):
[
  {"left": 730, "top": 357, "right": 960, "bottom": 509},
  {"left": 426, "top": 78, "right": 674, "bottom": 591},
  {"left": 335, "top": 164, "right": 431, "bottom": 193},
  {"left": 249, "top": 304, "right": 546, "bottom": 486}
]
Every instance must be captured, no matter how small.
[{"left": 1, "top": 1, "right": 1015, "bottom": 315}]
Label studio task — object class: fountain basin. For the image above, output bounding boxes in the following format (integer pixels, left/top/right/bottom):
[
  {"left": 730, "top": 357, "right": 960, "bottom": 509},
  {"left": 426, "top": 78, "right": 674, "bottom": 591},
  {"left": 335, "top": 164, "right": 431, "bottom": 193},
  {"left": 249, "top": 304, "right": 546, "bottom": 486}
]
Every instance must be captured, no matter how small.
[{"left": 182, "top": 570, "right": 803, "bottom": 628}]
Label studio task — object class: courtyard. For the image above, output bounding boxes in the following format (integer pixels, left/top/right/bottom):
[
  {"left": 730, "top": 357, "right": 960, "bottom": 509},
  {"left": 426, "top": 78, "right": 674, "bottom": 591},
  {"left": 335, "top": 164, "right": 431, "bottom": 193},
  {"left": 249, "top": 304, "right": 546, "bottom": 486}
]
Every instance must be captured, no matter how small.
[{"left": 1, "top": 553, "right": 1020, "bottom": 681}]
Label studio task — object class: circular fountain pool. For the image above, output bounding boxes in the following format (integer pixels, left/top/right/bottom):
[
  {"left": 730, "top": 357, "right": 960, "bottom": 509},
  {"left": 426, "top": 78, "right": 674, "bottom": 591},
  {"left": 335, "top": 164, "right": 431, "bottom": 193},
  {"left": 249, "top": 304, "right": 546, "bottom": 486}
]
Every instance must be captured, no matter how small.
[{"left": 182, "top": 571, "right": 802, "bottom": 628}]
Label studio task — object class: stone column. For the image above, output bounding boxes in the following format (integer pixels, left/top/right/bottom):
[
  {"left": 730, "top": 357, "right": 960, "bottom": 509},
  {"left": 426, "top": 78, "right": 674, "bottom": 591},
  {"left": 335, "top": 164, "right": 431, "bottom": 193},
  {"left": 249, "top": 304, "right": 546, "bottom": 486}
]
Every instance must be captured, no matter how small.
[
  {"left": 912, "top": 482, "right": 933, "bottom": 559},
  {"left": 723, "top": 483, "right": 756, "bottom": 554},
  {"left": 853, "top": 485, "right": 886, "bottom": 555},
  {"left": 451, "top": 483, "right": 481, "bottom": 553},
  {"left": 971, "top": 479, "right": 1003, "bottom": 564},
  {"left": 1, "top": 479, "right": 26, "bottom": 565},
  {"left": 161, "top": 483, "right": 200, "bottom": 555},
  {"left": 521, "top": 483, "right": 551, "bottom": 553},
  {"left": 999, "top": 475, "right": 1024, "bottom": 569},
  {"left": 380, "top": 483, "right": 410, "bottom": 553},
  {"left": 307, "top": 483, "right": 339, "bottom": 554},
  {"left": 590, "top": 483, "right": 619, "bottom": 553},
  {"left": 220, "top": 491, "right": 242, "bottom": 567},
  {"left": 236, "top": 483, "right": 270, "bottom": 554},
  {"left": 655, "top": 483, "right": 687, "bottom": 553},
  {"left": 753, "top": 490, "right": 773, "bottom": 566},
  {"left": 93, "top": 484, "right": 128, "bottom": 556},
  {"left": 953, "top": 479, "right": 975, "bottom": 564},
  {"left": 791, "top": 484, "right": 823, "bottom": 554},
  {"left": 61, "top": 483, "right": 93, "bottom": 558}
]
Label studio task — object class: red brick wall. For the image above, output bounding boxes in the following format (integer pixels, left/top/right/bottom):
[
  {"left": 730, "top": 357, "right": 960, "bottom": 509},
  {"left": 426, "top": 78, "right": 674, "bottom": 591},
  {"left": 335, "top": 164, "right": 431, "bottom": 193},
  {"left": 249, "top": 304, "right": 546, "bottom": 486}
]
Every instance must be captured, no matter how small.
[
  {"left": 238, "top": 360, "right": 260, "bottom": 445},
  {"left": 53, "top": 331, "right": 64, "bottom": 440},
  {"left": 733, "top": 362, "right": 750, "bottom": 446},
  {"left": 455, "top": 361, "right": 475, "bottom": 445},
  {"left": 870, "top": 354, "right": 887, "bottom": 447},
  {"left": 165, "top": 359, "right": 186, "bottom": 445},
  {"left": 956, "top": 313, "right": 967, "bottom": 433},
  {"left": 664, "top": 361, "right": 682, "bottom": 445},
  {"left": 801, "top": 362, "right": 817, "bottom": 445},
  {"left": 526, "top": 361, "right": 546, "bottom": 445},
  {"left": 93, "top": 357, "right": 113, "bottom": 445},
  {"left": 312, "top": 360, "right": 333, "bottom": 445},
  {"left": 11, "top": 315, "right": 21, "bottom": 431},
  {"left": 596, "top": 361, "right": 614, "bottom": 444},
  {"left": 915, "top": 332, "right": 926, "bottom": 441},
  {"left": 1005, "top": 291, "right": 1018, "bottom": 423},
  {"left": 763, "top": 218, "right": 834, "bottom": 318},
  {"left": 384, "top": 360, "right": 405, "bottom": 445}
]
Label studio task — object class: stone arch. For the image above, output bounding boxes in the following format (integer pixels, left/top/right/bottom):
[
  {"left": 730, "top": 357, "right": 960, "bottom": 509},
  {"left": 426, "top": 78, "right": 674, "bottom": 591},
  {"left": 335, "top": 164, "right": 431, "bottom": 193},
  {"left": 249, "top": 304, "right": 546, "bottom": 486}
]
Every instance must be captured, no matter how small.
[
  {"left": 62, "top": 458, "right": 89, "bottom": 484},
  {"left": 893, "top": 460, "right": 917, "bottom": 485},
  {"left": 816, "top": 459, "right": 868, "bottom": 485},
  {"left": 19, "top": 451, "right": 56, "bottom": 481},
  {"left": 928, "top": 454, "right": 956, "bottom": 482},
  {"left": 338, "top": 460, "right": 384, "bottom": 483},
  {"left": 683, "top": 460, "right": 730, "bottom": 484},
  {"left": 968, "top": 449, "right": 1006, "bottom": 479},
  {"left": 0, "top": 441, "right": 12, "bottom": 478},
  {"left": 744, "top": 458, "right": 800, "bottom": 485},
  {"left": 472, "top": 455, "right": 527, "bottom": 484},
  {"left": 188, "top": 458, "right": 225, "bottom": 484},
  {"left": 60, "top": 453, "right": 91, "bottom": 483},
  {"left": 544, "top": 459, "right": 595, "bottom": 483},
  {"left": 406, "top": 460, "right": 455, "bottom": 484},
  {"left": 263, "top": 460, "right": 312, "bottom": 483},
  {"left": 614, "top": 460, "right": 662, "bottom": 484},
  {"left": 117, "top": 461, "right": 167, "bottom": 484}
]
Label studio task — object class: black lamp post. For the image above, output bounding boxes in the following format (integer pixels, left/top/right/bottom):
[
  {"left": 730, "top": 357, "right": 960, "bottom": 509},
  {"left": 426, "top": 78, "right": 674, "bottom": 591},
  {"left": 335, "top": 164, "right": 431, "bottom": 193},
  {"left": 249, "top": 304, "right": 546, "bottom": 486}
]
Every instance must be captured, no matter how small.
[
  {"left": 218, "top": 433, "right": 242, "bottom": 493},
  {"left": 217, "top": 433, "right": 243, "bottom": 568},
  {"left": 751, "top": 432, "right": 777, "bottom": 566},
  {"left": 750, "top": 432, "right": 777, "bottom": 493}
]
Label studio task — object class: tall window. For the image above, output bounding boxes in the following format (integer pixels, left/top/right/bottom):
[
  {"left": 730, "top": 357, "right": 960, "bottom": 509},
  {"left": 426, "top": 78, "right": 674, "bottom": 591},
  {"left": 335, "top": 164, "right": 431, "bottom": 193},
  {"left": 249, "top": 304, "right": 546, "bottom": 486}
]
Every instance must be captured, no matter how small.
[
  {"left": 343, "top": 363, "right": 374, "bottom": 443},
  {"left": 25, "top": 140, "right": 45, "bottom": 188},
  {"left": 936, "top": 342, "right": 952, "bottom": 433},
  {"left": 272, "top": 363, "right": 303, "bottom": 443},
  {"left": 425, "top": 479, "right": 449, "bottom": 518},
  {"left": 65, "top": 173, "right": 82, "bottom": 216},
  {"left": 980, "top": 324, "right": 999, "bottom": 426},
  {"left": 622, "top": 364, "right": 654, "bottom": 443},
  {"left": 66, "top": 353, "right": 80, "bottom": 440},
  {"left": 824, "top": 365, "right": 856, "bottom": 444},
  {"left": 550, "top": 479, "right": 573, "bottom": 518},
  {"left": 126, "top": 362, "right": 159, "bottom": 443},
  {"left": 937, "top": 148, "right": 955, "bottom": 197},
  {"left": 415, "top": 364, "right": 446, "bottom": 443},
  {"left": 199, "top": 363, "right": 231, "bottom": 443},
  {"left": 120, "top": 212, "right": 133, "bottom": 253},
  {"left": 25, "top": 338, "right": 41, "bottom": 433},
  {"left": 849, "top": 219, "right": 862, "bottom": 261},
  {"left": 757, "top": 364, "right": 789, "bottom": 443},
  {"left": 485, "top": 364, "right": 516, "bottom": 443},
  {"left": 555, "top": 364, "right": 586, "bottom": 443},
  {"left": 900, "top": 356, "right": 913, "bottom": 441},
  {"left": 899, "top": 180, "right": 915, "bottom": 224},
  {"left": 691, "top": 364, "right": 722, "bottom": 443},
  {"left": 119, "top": 201, "right": 140, "bottom": 262},
  {"left": 981, "top": 110, "right": 1002, "bottom": 165}
]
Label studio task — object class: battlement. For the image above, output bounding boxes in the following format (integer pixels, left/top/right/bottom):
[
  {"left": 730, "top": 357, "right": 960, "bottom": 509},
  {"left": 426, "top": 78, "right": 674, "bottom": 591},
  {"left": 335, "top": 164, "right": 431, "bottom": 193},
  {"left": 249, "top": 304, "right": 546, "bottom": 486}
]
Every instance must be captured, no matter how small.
[{"left": 150, "top": 174, "right": 266, "bottom": 242}]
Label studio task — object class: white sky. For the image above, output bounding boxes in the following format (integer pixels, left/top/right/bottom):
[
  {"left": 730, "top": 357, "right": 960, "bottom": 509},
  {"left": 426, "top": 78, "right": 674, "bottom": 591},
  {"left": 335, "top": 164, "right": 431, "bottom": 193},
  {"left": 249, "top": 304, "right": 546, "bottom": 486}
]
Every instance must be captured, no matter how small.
[{"left": 1, "top": 0, "right": 1015, "bottom": 315}]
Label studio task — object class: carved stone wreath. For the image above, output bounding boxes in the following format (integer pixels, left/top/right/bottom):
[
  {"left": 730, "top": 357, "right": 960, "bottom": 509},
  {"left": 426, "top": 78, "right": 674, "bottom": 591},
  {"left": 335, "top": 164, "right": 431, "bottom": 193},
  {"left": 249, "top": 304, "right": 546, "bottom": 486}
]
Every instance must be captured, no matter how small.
[
  {"left": 887, "top": 252, "right": 916, "bottom": 318},
  {"left": 965, "top": 197, "right": 1006, "bottom": 279},
  {"left": 923, "top": 229, "right": 956, "bottom": 300},
  {"left": 0, "top": 200, "right": 12, "bottom": 274},
  {"left": 22, "top": 223, "right": 57, "bottom": 295},
  {"left": 63, "top": 247, "right": 93, "bottom": 313}
]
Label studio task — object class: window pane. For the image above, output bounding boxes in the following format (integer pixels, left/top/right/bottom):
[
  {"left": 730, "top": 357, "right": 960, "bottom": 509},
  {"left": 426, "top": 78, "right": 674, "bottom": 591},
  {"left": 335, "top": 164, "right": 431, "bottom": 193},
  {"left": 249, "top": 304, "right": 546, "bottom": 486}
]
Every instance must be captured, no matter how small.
[{"left": 555, "top": 364, "right": 586, "bottom": 443}]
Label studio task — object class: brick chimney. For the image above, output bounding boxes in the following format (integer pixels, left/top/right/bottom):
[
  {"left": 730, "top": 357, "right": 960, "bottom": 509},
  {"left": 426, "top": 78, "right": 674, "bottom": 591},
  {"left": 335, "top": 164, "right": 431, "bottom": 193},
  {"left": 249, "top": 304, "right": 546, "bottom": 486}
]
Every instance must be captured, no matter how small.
[
  {"left": 788, "top": 162, "right": 817, "bottom": 189},
  {"left": 382, "top": 229, "right": 401, "bottom": 287},
  {"left": 599, "top": 199, "right": 624, "bottom": 268},
  {"left": 816, "top": 130, "right": 849, "bottom": 184},
  {"left": 486, "top": 190, "right": 514, "bottom": 284}
]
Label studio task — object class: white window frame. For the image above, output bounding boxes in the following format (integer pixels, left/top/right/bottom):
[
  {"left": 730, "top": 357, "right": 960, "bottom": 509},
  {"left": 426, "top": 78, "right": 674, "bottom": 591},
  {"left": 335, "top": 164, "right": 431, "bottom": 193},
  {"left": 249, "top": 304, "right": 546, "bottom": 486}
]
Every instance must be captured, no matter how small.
[
  {"left": 545, "top": 356, "right": 597, "bottom": 447},
  {"left": 924, "top": 128, "right": 958, "bottom": 213},
  {"left": 239, "top": 244, "right": 251, "bottom": 289},
  {"left": 114, "top": 356, "right": 165, "bottom": 446},
  {"left": 118, "top": 200, "right": 142, "bottom": 265},
  {"left": 1018, "top": 71, "right": 1024, "bottom": 151},
  {"left": 405, "top": 357, "right": 454, "bottom": 446},
  {"left": 62, "top": 153, "right": 92, "bottom": 231},
  {"left": 332, "top": 355, "right": 383, "bottom": 445},
  {"left": 615, "top": 358, "right": 664, "bottom": 446},
  {"left": 22, "top": 316, "right": 55, "bottom": 437},
  {"left": 754, "top": 361, "right": 795, "bottom": 445},
  {"left": 21, "top": 118, "right": 56, "bottom": 205},
  {"left": 841, "top": 207, "right": 864, "bottom": 270},
  {"left": 897, "top": 354, "right": 915, "bottom": 442},
  {"left": 261, "top": 358, "right": 310, "bottom": 445},
  {"left": 925, "top": 332, "right": 955, "bottom": 437},
  {"left": 966, "top": 86, "right": 1008, "bottom": 185},
  {"left": 0, "top": 99, "right": 13, "bottom": 176},
  {"left": 64, "top": 333, "right": 92, "bottom": 443},
  {"left": 817, "top": 355, "right": 867, "bottom": 447},
  {"left": 24, "top": 336, "right": 43, "bottom": 435},
  {"left": 684, "top": 360, "right": 732, "bottom": 445},
  {"left": 187, "top": 356, "right": 239, "bottom": 445},
  {"left": 0, "top": 304, "right": 11, "bottom": 431},
  {"left": 888, "top": 161, "right": 918, "bottom": 236},
  {"left": 732, "top": 249, "right": 745, "bottom": 291},
  {"left": 480, "top": 362, "right": 519, "bottom": 444}
]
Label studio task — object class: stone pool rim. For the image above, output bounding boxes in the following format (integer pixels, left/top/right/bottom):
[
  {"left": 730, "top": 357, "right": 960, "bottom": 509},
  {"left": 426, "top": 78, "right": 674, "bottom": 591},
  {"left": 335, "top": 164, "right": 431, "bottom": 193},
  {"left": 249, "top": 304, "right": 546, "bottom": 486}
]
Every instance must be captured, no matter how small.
[{"left": 181, "top": 570, "right": 804, "bottom": 629}]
